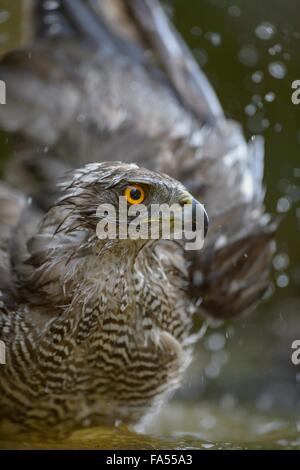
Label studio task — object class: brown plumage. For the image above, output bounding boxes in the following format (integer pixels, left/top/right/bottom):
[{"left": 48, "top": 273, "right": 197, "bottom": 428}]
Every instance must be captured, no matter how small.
[
  {"left": 0, "top": 0, "right": 276, "bottom": 431},
  {"left": 0, "top": 162, "right": 207, "bottom": 430}
]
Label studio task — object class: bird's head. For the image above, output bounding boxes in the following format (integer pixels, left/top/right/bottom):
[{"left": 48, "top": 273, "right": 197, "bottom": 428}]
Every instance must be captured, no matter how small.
[
  {"left": 55, "top": 161, "right": 208, "bottom": 251},
  {"left": 24, "top": 162, "right": 208, "bottom": 307}
]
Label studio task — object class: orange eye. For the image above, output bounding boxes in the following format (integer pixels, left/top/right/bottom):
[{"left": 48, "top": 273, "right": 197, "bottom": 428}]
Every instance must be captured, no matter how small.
[{"left": 124, "top": 184, "right": 145, "bottom": 204}]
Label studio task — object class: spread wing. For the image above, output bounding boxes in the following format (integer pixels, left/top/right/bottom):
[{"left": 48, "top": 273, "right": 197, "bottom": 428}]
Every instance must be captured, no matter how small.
[{"left": 0, "top": 0, "right": 276, "bottom": 318}]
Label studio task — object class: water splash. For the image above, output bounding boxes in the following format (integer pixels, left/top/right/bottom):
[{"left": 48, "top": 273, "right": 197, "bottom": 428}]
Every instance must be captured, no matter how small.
[{"left": 227, "top": 5, "right": 241, "bottom": 18}]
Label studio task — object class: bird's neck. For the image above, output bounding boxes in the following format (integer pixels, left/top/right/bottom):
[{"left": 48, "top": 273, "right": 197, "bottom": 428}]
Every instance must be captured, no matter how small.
[
  {"left": 31, "top": 238, "right": 161, "bottom": 351},
  {"left": 67, "top": 239, "right": 144, "bottom": 312},
  {"left": 39, "top": 233, "right": 152, "bottom": 318}
]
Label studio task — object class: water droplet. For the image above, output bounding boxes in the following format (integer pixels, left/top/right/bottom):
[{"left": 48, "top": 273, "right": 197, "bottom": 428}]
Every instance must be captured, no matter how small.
[
  {"left": 287, "top": 185, "right": 300, "bottom": 203},
  {"left": 274, "top": 123, "right": 283, "bottom": 133},
  {"left": 245, "top": 104, "right": 256, "bottom": 116},
  {"left": 268, "top": 44, "right": 282, "bottom": 55},
  {"left": 276, "top": 273, "right": 289, "bottom": 288},
  {"left": 43, "top": 0, "right": 59, "bottom": 10},
  {"left": 205, "top": 362, "right": 220, "bottom": 378},
  {"left": 190, "top": 26, "right": 202, "bottom": 36},
  {"left": 277, "top": 197, "right": 290, "bottom": 213},
  {"left": 251, "top": 94, "right": 263, "bottom": 107},
  {"left": 44, "top": 13, "right": 60, "bottom": 24},
  {"left": 200, "top": 415, "right": 217, "bottom": 429},
  {"left": 251, "top": 71, "right": 264, "bottom": 83},
  {"left": 262, "top": 118, "right": 270, "bottom": 129},
  {"left": 255, "top": 22, "right": 276, "bottom": 41},
  {"left": 273, "top": 253, "right": 290, "bottom": 270},
  {"left": 227, "top": 5, "right": 241, "bottom": 17},
  {"left": 205, "top": 32, "right": 222, "bottom": 46},
  {"left": 238, "top": 45, "right": 258, "bottom": 66},
  {"left": 205, "top": 333, "right": 225, "bottom": 352},
  {"left": 294, "top": 168, "right": 300, "bottom": 178},
  {"left": 268, "top": 61, "right": 286, "bottom": 79},
  {"left": 265, "top": 91, "right": 276, "bottom": 102},
  {"left": 48, "top": 23, "right": 62, "bottom": 35}
]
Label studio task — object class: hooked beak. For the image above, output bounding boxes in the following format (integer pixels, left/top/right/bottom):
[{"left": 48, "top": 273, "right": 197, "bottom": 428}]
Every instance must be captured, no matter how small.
[
  {"left": 192, "top": 198, "right": 209, "bottom": 237},
  {"left": 179, "top": 194, "right": 209, "bottom": 238}
]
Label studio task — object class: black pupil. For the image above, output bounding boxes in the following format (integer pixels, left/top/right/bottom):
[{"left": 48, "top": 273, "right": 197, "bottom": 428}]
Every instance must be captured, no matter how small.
[{"left": 130, "top": 188, "right": 141, "bottom": 200}]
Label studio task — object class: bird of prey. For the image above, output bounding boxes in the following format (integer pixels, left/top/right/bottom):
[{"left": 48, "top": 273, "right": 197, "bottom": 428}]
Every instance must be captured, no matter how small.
[
  {"left": 0, "top": 0, "right": 276, "bottom": 431},
  {"left": 0, "top": 161, "right": 208, "bottom": 430}
]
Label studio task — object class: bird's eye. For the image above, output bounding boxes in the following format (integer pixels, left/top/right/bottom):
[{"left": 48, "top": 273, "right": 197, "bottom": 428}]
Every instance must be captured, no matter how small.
[{"left": 124, "top": 184, "right": 145, "bottom": 204}]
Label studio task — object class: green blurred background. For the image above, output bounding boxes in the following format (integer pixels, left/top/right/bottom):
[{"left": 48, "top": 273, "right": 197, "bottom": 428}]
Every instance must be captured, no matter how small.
[
  {"left": 0, "top": 0, "right": 299, "bottom": 449},
  {"left": 164, "top": 0, "right": 300, "bottom": 412}
]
